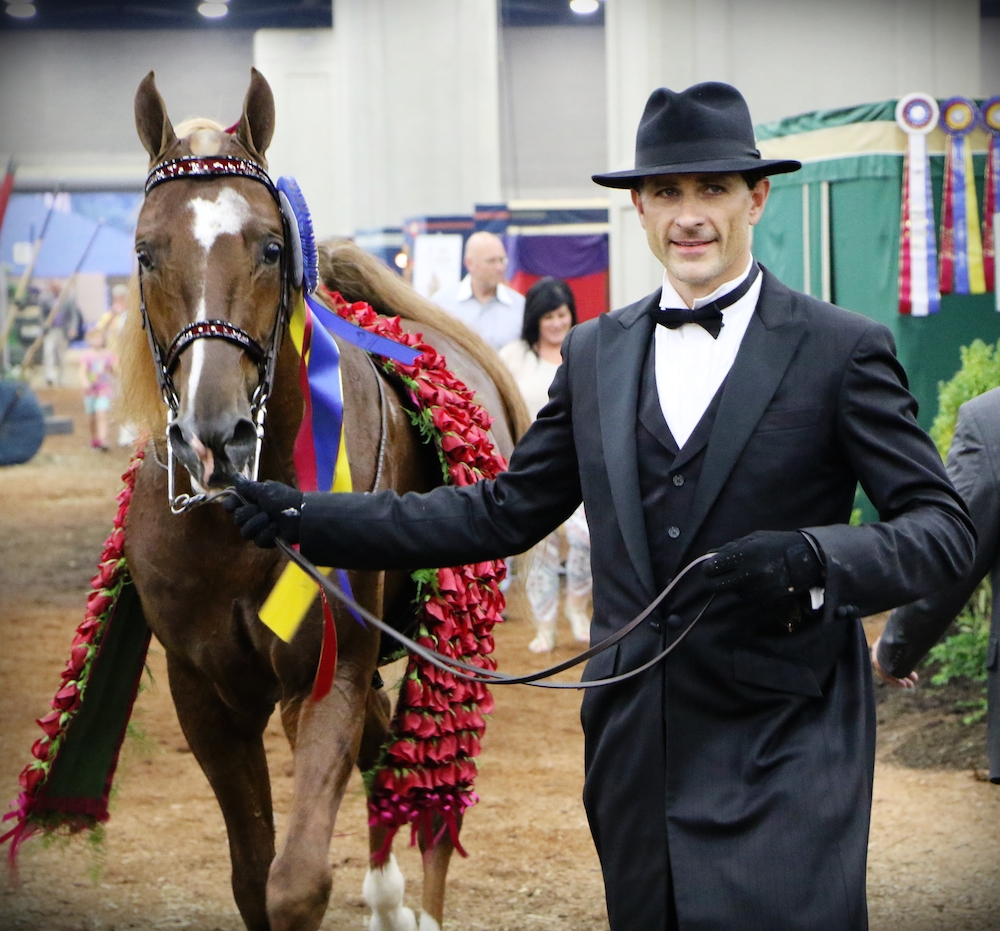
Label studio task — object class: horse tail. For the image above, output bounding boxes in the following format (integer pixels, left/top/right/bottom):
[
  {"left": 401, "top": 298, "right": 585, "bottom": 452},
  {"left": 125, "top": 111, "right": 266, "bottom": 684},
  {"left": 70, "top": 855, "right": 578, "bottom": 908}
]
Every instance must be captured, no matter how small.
[{"left": 318, "top": 238, "right": 532, "bottom": 443}]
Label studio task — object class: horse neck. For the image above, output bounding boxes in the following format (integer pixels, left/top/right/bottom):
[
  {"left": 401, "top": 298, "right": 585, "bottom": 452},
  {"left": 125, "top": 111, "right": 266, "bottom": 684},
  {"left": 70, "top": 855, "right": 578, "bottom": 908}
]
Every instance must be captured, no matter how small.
[{"left": 260, "top": 336, "right": 305, "bottom": 485}]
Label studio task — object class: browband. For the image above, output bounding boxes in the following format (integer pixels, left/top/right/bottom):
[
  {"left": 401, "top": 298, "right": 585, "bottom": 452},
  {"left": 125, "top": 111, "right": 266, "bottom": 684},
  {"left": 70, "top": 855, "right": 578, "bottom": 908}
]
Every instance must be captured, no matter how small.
[{"left": 145, "top": 156, "right": 277, "bottom": 198}]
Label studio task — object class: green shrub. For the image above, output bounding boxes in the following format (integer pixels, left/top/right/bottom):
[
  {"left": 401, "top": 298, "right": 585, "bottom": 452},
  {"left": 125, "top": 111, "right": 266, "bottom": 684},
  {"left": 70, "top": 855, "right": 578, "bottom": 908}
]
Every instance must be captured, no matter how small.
[
  {"left": 930, "top": 339, "right": 1000, "bottom": 459},
  {"left": 922, "top": 341, "right": 1000, "bottom": 718}
]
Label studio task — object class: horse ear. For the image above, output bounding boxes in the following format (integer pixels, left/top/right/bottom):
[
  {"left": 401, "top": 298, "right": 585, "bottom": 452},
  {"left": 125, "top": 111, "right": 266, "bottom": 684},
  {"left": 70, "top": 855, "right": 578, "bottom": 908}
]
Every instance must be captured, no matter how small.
[
  {"left": 235, "top": 68, "right": 275, "bottom": 162},
  {"left": 134, "top": 71, "right": 177, "bottom": 161}
]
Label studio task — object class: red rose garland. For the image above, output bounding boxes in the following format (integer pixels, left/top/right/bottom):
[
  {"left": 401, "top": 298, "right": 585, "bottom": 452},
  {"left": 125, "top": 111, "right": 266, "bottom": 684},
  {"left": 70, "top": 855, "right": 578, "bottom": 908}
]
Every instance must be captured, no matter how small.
[
  {"left": 321, "top": 286, "right": 506, "bottom": 863},
  {"left": 2, "top": 451, "right": 144, "bottom": 866}
]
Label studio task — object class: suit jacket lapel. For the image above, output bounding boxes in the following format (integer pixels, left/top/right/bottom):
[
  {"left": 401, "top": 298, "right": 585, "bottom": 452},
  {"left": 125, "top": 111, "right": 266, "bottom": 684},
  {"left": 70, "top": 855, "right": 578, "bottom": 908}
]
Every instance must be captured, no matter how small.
[
  {"left": 679, "top": 272, "right": 806, "bottom": 563},
  {"left": 598, "top": 293, "right": 658, "bottom": 599}
]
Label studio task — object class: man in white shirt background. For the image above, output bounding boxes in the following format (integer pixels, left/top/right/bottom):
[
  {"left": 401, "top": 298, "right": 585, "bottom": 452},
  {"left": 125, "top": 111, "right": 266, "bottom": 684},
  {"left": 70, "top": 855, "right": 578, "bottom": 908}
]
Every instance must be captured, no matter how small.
[
  {"left": 430, "top": 230, "right": 525, "bottom": 351},
  {"left": 229, "top": 82, "right": 974, "bottom": 930}
]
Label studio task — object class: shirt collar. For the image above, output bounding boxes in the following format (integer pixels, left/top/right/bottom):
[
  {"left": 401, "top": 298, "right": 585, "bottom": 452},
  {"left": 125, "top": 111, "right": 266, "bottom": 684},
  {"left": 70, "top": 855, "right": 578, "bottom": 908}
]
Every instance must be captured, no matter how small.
[
  {"left": 456, "top": 275, "right": 514, "bottom": 305},
  {"left": 659, "top": 255, "right": 755, "bottom": 310}
]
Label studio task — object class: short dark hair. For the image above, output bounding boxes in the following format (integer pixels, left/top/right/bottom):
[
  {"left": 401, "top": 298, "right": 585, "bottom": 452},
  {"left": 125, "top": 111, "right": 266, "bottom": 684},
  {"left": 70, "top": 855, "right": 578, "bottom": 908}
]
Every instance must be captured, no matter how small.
[
  {"left": 740, "top": 168, "right": 767, "bottom": 190},
  {"left": 632, "top": 170, "right": 768, "bottom": 193},
  {"left": 521, "top": 277, "right": 577, "bottom": 349}
]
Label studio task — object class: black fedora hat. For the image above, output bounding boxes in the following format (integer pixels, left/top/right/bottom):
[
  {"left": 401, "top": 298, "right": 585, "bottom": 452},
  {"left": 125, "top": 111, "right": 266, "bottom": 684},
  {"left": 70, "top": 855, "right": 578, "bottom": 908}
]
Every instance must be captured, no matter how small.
[{"left": 592, "top": 82, "right": 800, "bottom": 189}]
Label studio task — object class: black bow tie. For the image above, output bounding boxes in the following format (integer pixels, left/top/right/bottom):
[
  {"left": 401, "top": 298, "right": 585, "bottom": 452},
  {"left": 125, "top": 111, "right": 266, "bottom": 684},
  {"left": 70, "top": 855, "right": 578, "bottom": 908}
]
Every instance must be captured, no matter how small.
[{"left": 648, "top": 262, "right": 761, "bottom": 339}]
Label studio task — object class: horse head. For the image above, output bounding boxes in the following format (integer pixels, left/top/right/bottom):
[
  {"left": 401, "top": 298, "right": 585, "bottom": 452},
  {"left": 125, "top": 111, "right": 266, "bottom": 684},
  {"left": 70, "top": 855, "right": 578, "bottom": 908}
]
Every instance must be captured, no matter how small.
[{"left": 133, "top": 69, "right": 288, "bottom": 492}]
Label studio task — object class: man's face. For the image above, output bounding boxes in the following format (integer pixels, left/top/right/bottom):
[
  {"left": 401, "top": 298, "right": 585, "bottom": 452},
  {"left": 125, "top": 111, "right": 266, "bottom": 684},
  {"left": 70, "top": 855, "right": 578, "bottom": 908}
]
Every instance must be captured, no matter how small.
[
  {"left": 465, "top": 235, "right": 509, "bottom": 291},
  {"left": 631, "top": 172, "right": 769, "bottom": 300}
]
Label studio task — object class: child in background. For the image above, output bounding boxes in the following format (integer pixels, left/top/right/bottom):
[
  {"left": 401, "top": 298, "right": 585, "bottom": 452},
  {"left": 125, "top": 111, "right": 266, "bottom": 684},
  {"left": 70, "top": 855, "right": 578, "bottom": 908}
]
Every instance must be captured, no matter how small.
[{"left": 80, "top": 325, "right": 115, "bottom": 451}]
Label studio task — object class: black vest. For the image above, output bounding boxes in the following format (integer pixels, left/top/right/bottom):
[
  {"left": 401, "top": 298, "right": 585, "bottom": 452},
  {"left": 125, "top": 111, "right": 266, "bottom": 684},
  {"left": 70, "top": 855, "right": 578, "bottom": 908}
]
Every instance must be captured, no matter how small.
[{"left": 636, "top": 338, "right": 724, "bottom": 593}]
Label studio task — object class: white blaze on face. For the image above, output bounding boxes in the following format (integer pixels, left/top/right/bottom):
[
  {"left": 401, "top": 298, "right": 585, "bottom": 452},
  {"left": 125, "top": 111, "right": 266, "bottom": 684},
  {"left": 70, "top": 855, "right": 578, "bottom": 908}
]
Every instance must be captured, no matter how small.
[{"left": 185, "top": 186, "right": 251, "bottom": 415}]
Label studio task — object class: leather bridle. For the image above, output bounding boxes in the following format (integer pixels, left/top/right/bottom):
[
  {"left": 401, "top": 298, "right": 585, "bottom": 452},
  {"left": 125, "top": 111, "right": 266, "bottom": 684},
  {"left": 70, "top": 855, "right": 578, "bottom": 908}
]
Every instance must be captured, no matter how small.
[{"left": 138, "top": 155, "right": 292, "bottom": 513}]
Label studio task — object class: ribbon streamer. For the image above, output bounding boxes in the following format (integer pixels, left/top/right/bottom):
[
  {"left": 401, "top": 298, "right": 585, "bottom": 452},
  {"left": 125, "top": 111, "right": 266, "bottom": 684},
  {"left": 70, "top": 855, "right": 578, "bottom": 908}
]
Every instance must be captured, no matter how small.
[
  {"left": 939, "top": 97, "right": 986, "bottom": 296},
  {"left": 895, "top": 93, "right": 941, "bottom": 316},
  {"left": 982, "top": 97, "right": 1000, "bottom": 304}
]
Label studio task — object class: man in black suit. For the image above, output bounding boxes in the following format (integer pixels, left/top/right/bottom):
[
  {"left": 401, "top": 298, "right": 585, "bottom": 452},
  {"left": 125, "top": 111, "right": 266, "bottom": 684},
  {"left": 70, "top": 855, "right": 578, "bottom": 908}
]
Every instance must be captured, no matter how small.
[
  {"left": 229, "top": 84, "right": 975, "bottom": 930},
  {"left": 874, "top": 386, "right": 1000, "bottom": 784}
]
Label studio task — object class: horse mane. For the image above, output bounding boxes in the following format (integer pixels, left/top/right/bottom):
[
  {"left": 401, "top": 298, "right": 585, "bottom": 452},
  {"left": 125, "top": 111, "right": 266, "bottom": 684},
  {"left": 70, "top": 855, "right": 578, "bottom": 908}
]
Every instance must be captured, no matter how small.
[
  {"left": 114, "top": 275, "right": 165, "bottom": 436},
  {"left": 318, "top": 239, "right": 532, "bottom": 442}
]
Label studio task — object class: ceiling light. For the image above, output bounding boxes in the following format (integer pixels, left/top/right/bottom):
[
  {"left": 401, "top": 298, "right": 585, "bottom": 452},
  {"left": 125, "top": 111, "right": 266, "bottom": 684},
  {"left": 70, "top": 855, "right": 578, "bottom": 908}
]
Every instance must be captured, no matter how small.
[
  {"left": 198, "top": 2, "right": 229, "bottom": 18},
  {"left": 569, "top": 0, "right": 599, "bottom": 14},
  {"left": 6, "top": 3, "right": 37, "bottom": 18}
]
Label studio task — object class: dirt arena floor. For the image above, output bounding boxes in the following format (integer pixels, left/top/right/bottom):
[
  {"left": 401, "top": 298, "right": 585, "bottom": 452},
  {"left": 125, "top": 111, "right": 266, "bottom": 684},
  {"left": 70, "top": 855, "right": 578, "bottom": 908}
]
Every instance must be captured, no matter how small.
[{"left": 2, "top": 386, "right": 1000, "bottom": 930}]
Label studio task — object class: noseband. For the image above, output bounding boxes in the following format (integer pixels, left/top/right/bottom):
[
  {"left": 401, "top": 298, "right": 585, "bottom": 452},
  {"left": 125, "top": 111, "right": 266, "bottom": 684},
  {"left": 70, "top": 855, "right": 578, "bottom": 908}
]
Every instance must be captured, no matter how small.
[{"left": 139, "top": 155, "right": 292, "bottom": 513}]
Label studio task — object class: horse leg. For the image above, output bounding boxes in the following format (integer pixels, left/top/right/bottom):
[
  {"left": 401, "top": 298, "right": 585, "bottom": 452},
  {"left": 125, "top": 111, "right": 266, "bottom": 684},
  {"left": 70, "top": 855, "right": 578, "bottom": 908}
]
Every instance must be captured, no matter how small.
[
  {"left": 360, "top": 683, "right": 418, "bottom": 931},
  {"left": 415, "top": 814, "right": 461, "bottom": 931},
  {"left": 265, "top": 664, "right": 373, "bottom": 931},
  {"left": 166, "top": 654, "right": 274, "bottom": 931}
]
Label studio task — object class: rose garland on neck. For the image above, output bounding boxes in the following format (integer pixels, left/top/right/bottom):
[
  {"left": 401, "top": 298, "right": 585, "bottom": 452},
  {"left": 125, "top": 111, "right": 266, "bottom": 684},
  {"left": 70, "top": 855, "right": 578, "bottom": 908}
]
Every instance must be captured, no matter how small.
[{"left": 321, "top": 285, "right": 506, "bottom": 863}]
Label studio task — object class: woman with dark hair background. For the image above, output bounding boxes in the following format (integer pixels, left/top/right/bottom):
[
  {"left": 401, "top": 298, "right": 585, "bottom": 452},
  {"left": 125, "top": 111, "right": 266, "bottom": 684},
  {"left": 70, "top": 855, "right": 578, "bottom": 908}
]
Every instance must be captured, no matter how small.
[{"left": 499, "top": 277, "right": 592, "bottom": 652}]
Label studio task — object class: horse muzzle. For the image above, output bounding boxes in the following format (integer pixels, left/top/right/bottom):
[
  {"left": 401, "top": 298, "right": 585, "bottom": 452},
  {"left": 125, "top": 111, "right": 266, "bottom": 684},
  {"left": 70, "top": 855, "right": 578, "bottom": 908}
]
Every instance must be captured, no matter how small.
[{"left": 168, "top": 414, "right": 257, "bottom": 489}]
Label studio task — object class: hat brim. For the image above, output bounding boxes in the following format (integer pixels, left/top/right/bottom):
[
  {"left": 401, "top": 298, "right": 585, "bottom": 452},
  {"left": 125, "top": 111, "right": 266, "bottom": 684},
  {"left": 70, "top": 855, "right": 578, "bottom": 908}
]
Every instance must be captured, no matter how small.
[{"left": 592, "top": 156, "right": 801, "bottom": 189}]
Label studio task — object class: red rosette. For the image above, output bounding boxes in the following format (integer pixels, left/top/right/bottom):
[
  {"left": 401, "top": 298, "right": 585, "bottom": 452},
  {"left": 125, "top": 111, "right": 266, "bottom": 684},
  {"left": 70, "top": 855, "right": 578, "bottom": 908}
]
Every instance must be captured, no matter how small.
[
  {"left": 52, "top": 683, "right": 81, "bottom": 714},
  {"left": 18, "top": 766, "right": 45, "bottom": 795},
  {"left": 36, "top": 710, "right": 63, "bottom": 740}
]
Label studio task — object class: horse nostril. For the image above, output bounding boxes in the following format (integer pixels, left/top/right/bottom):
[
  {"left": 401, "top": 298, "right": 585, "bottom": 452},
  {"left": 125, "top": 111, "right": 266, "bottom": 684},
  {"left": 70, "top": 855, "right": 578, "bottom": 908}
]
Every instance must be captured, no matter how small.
[{"left": 226, "top": 417, "right": 258, "bottom": 475}]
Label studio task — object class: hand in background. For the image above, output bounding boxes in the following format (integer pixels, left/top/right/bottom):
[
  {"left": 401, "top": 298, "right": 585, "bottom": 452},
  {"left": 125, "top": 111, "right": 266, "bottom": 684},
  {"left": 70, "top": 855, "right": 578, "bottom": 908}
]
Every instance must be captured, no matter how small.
[{"left": 870, "top": 634, "right": 919, "bottom": 689}]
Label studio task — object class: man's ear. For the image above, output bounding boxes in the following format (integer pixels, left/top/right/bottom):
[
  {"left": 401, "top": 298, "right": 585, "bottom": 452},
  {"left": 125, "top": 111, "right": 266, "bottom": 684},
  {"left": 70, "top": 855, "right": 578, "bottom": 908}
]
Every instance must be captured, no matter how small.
[
  {"left": 748, "top": 177, "right": 771, "bottom": 227},
  {"left": 631, "top": 188, "right": 647, "bottom": 229}
]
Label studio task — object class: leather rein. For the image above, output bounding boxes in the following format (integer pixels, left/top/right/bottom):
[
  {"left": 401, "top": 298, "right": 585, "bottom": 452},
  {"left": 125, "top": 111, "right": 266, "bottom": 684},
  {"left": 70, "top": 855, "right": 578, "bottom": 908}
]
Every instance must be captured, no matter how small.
[
  {"left": 138, "top": 155, "right": 292, "bottom": 514},
  {"left": 270, "top": 532, "right": 715, "bottom": 689}
]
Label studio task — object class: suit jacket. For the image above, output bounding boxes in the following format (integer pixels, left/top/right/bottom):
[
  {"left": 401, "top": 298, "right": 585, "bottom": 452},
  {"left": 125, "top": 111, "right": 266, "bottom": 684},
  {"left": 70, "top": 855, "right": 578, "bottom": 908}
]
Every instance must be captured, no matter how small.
[
  {"left": 879, "top": 387, "right": 1000, "bottom": 783},
  {"left": 299, "top": 270, "right": 974, "bottom": 931}
]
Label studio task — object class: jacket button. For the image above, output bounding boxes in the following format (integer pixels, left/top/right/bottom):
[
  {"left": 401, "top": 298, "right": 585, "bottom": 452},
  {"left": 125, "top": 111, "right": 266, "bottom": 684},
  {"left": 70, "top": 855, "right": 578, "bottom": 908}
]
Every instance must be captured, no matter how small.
[
  {"left": 672, "top": 474, "right": 685, "bottom": 487},
  {"left": 667, "top": 526, "right": 680, "bottom": 539},
  {"left": 667, "top": 613, "right": 683, "bottom": 629}
]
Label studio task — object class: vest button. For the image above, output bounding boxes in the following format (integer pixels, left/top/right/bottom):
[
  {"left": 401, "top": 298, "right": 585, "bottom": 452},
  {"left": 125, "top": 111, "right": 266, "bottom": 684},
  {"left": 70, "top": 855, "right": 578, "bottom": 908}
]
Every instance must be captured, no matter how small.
[
  {"left": 672, "top": 474, "right": 684, "bottom": 486},
  {"left": 667, "top": 526, "right": 680, "bottom": 539},
  {"left": 666, "top": 613, "right": 684, "bottom": 629}
]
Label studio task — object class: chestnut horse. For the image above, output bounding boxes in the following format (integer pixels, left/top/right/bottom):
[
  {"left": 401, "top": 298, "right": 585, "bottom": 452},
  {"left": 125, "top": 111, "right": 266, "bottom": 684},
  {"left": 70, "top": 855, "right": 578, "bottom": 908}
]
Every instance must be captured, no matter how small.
[{"left": 119, "top": 70, "right": 528, "bottom": 931}]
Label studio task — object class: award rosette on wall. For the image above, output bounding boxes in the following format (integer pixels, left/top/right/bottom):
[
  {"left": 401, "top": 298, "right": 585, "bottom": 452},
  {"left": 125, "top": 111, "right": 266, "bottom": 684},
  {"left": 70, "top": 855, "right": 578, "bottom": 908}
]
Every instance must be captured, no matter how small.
[
  {"left": 982, "top": 96, "right": 1000, "bottom": 304},
  {"left": 895, "top": 93, "right": 941, "bottom": 316},
  {"left": 939, "top": 97, "right": 987, "bottom": 296}
]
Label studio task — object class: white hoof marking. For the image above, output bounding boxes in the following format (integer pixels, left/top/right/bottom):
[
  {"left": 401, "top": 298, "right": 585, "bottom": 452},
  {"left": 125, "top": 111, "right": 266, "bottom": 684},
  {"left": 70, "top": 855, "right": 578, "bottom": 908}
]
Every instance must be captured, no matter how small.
[
  {"left": 363, "top": 854, "right": 417, "bottom": 931},
  {"left": 418, "top": 913, "right": 442, "bottom": 931}
]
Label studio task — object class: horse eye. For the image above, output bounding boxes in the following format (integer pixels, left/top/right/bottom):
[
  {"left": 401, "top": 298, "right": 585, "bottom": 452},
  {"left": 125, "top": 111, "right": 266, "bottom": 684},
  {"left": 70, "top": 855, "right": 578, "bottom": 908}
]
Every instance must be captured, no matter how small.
[
  {"left": 136, "top": 248, "right": 153, "bottom": 270},
  {"left": 262, "top": 242, "right": 282, "bottom": 265}
]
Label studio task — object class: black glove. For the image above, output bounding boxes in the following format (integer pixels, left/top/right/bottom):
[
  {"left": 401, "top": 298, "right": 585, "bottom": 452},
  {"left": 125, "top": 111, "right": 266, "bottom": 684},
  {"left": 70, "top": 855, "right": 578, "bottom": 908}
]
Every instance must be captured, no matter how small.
[
  {"left": 702, "top": 530, "right": 824, "bottom": 603},
  {"left": 221, "top": 476, "right": 303, "bottom": 549}
]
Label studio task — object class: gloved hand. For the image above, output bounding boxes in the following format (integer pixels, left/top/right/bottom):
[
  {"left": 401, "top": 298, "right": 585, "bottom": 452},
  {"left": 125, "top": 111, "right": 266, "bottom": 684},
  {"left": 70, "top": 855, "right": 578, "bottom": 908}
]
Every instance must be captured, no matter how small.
[
  {"left": 702, "top": 530, "right": 824, "bottom": 603},
  {"left": 221, "top": 476, "right": 303, "bottom": 549}
]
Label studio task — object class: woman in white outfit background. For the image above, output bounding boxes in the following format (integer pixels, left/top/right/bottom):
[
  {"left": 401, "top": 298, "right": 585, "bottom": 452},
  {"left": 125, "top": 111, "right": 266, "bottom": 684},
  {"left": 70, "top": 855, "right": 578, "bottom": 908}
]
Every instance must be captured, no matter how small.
[{"left": 498, "top": 277, "right": 592, "bottom": 653}]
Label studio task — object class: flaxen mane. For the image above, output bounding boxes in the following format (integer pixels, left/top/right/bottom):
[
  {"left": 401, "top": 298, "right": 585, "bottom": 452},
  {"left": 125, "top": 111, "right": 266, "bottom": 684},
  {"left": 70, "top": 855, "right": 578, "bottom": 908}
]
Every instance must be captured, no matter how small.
[{"left": 319, "top": 238, "right": 532, "bottom": 442}]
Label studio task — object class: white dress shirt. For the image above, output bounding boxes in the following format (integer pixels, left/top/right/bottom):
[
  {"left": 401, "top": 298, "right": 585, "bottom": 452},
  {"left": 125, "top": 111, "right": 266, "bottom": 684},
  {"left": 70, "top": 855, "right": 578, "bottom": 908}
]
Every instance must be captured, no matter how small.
[
  {"left": 653, "top": 256, "right": 825, "bottom": 608},
  {"left": 654, "top": 255, "right": 760, "bottom": 448}
]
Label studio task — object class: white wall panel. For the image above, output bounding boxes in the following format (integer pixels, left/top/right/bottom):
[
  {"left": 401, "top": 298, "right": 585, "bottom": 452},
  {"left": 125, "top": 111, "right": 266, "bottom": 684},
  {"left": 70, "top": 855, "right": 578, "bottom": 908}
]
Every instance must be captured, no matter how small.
[
  {"left": 0, "top": 29, "right": 255, "bottom": 189},
  {"left": 498, "top": 25, "right": 606, "bottom": 200}
]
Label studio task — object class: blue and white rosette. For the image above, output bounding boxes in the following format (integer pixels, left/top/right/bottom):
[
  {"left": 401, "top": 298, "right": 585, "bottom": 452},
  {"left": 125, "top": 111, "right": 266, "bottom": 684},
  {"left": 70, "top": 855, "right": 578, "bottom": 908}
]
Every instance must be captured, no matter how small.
[{"left": 895, "top": 93, "right": 940, "bottom": 316}]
